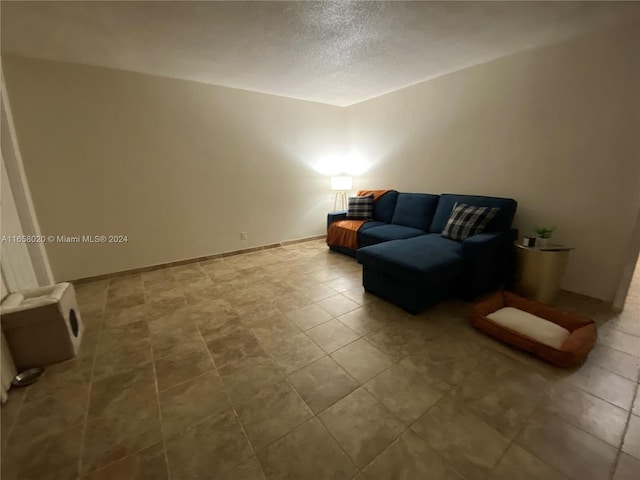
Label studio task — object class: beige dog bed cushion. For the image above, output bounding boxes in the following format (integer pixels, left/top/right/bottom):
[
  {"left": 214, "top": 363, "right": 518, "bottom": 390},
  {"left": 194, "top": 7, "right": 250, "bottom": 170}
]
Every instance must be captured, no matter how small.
[{"left": 470, "top": 290, "right": 597, "bottom": 368}]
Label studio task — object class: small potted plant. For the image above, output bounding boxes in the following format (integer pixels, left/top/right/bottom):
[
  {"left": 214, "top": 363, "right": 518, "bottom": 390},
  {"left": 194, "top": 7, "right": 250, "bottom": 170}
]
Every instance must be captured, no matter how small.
[{"left": 534, "top": 226, "right": 555, "bottom": 248}]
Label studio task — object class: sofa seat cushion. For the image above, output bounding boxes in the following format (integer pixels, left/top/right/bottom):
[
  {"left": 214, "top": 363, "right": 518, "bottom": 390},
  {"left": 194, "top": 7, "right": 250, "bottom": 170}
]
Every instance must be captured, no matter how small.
[
  {"left": 359, "top": 224, "right": 426, "bottom": 247},
  {"left": 359, "top": 221, "right": 386, "bottom": 233},
  {"left": 358, "top": 224, "right": 426, "bottom": 247},
  {"left": 411, "top": 233, "right": 465, "bottom": 255},
  {"left": 357, "top": 236, "right": 464, "bottom": 284}
]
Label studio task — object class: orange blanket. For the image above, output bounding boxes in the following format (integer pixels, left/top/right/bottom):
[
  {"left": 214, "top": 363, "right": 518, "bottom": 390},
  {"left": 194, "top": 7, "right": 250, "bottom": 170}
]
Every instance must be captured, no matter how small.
[{"left": 326, "top": 190, "right": 392, "bottom": 251}]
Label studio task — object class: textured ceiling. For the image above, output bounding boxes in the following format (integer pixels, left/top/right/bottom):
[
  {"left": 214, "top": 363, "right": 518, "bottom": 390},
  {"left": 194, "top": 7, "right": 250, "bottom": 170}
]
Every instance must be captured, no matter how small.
[{"left": 2, "top": 1, "right": 638, "bottom": 106}]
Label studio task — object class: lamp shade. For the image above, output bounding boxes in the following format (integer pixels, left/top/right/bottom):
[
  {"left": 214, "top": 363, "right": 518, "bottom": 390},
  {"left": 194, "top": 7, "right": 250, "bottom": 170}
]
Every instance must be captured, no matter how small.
[{"left": 331, "top": 176, "right": 352, "bottom": 191}]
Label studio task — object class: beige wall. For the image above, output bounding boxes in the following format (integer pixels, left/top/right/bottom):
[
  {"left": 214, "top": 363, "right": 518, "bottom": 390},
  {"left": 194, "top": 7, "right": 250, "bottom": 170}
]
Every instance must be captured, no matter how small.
[
  {"left": 345, "top": 25, "right": 640, "bottom": 301},
  {"left": 3, "top": 56, "right": 345, "bottom": 280},
  {"left": 4, "top": 23, "right": 639, "bottom": 300}
]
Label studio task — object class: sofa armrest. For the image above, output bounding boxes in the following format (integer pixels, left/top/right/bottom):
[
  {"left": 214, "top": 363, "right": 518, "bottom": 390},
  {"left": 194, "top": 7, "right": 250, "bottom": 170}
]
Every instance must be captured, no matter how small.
[
  {"left": 462, "top": 229, "right": 516, "bottom": 256},
  {"left": 459, "top": 229, "right": 518, "bottom": 299},
  {"left": 327, "top": 211, "right": 348, "bottom": 229}
]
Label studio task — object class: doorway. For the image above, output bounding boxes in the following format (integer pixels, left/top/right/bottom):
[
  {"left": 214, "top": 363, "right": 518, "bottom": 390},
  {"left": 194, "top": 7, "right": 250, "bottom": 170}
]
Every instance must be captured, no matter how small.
[{"left": 1, "top": 69, "right": 53, "bottom": 290}]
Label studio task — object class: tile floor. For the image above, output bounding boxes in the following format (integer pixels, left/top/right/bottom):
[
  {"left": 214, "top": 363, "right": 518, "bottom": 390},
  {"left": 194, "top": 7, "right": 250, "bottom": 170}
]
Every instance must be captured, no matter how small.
[{"left": 1, "top": 239, "right": 639, "bottom": 480}]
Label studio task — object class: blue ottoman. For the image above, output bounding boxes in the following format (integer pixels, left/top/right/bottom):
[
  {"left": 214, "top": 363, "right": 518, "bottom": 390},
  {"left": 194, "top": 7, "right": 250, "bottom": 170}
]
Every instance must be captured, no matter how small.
[{"left": 357, "top": 236, "right": 464, "bottom": 314}]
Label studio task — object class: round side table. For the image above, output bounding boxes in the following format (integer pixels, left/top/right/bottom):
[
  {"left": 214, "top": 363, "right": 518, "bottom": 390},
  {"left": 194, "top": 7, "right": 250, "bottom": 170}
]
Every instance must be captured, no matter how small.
[{"left": 513, "top": 242, "right": 573, "bottom": 304}]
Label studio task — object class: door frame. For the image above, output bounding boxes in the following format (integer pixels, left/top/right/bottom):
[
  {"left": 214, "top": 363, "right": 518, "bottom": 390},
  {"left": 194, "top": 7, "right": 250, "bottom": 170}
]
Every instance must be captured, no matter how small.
[
  {"left": 612, "top": 195, "right": 640, "bottom": 311},
  {"left": 1, "top": 65, "right": 53, "bottom": 287}
]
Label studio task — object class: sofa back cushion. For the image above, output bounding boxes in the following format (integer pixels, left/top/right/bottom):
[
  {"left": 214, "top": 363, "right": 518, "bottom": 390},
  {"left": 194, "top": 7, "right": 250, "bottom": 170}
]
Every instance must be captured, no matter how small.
[
  {"left": 372, "top": 190, "right": 399, "bottom": 224},
  {"left": 391, "top": 193, "right": 440, "bottom": 231},
  {"left": 430, "top": 194, "right": 517, "bottom": 233}
]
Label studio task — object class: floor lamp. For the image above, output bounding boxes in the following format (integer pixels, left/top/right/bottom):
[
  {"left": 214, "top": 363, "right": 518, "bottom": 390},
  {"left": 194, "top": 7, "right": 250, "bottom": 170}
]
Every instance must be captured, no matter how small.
[{"left": 331, "top": 176, "right": 352, "bottom": 211}]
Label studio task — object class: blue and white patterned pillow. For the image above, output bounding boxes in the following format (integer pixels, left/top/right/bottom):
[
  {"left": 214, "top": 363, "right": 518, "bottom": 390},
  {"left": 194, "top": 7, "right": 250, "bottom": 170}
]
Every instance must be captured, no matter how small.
[
  {"left": 347, "top": 194, "right": 374, "bottom": 220},
  {"left": 441, "top": 202, "right": 499, "bottom": 241}
]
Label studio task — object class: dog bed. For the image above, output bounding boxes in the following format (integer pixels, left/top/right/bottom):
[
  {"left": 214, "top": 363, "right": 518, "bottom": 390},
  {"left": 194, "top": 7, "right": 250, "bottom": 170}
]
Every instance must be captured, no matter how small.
[{"left": 470, "top": 290, "right": 597, "bottom": 368}]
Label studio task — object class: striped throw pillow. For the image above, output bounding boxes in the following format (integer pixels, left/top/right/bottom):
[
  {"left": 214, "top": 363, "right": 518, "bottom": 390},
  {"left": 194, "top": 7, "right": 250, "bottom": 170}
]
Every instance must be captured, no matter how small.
[
  {"left": 441, "top": 202, "right": 499, "bottom": 241},
  {"left": 347, "top": 194, "right": 374, "bottom": 220}
]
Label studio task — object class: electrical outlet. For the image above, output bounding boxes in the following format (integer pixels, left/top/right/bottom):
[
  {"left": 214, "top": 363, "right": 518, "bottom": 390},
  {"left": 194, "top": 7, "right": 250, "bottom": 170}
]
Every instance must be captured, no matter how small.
[{"left": 240, "top": 231, "right": 248, "bottom": 240}]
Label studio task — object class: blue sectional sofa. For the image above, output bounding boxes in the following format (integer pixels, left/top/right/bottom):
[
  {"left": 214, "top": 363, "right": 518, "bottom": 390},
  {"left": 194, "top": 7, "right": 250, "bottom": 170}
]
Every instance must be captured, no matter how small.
[{"left": 327, "top": 191, "right": 517, "bottom": 313}]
